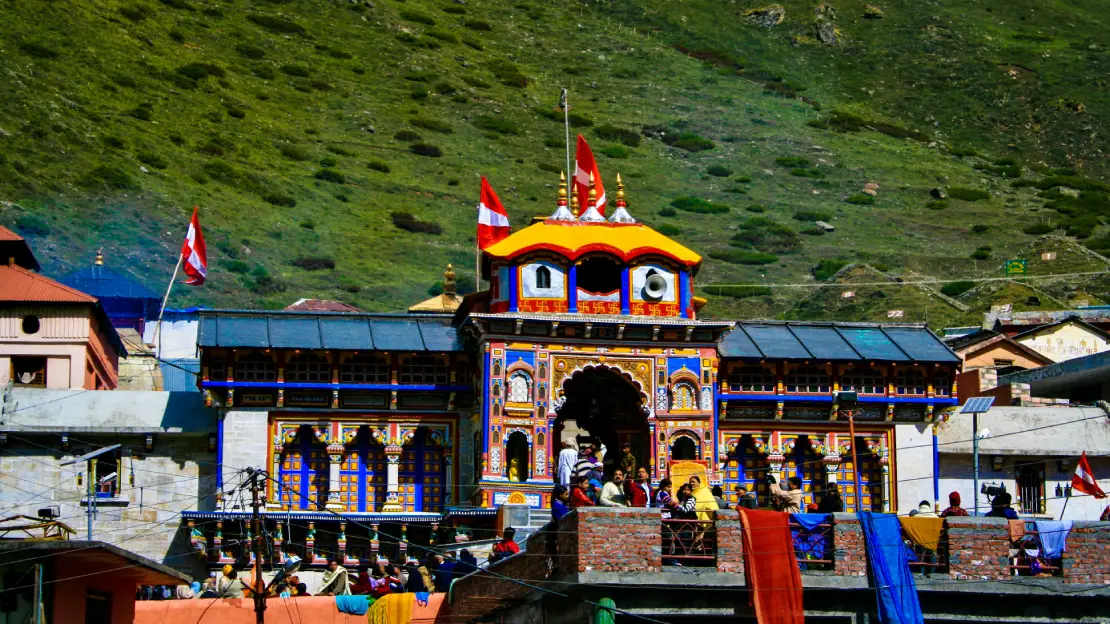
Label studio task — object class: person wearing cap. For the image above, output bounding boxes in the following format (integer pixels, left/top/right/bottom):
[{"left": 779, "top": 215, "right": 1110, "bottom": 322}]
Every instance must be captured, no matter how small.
[
  {"left": 619, "top": 443, "right": 637, "bottom": 477},
  {"left": 986, "top": 492, "right": 1019, "bottom": 519},
  {"left": 940, "top": 491, "right": 969, "bottom": 517},
  {"left": 488, "top": 527, "right": 520, "bottom": 564}
]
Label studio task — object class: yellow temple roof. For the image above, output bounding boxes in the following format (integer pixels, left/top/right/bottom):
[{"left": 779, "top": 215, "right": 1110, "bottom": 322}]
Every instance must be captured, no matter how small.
[{"left": 482, "top": 221, "right": 703, "bottom": 269}]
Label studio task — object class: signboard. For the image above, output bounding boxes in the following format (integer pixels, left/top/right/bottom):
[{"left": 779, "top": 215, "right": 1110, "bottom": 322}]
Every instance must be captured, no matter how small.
[
  {"left": 1004, "top": 259, "right": 1027, "bottom": 276},
  {"left": 887, "top": 310, "right": 904, "bottom": 319}
]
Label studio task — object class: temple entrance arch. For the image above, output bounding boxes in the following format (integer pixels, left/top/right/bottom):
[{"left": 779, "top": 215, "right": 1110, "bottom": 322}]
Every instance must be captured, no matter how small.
[{"left": 554, "top": 365, "right": 651, "bottom": 478}]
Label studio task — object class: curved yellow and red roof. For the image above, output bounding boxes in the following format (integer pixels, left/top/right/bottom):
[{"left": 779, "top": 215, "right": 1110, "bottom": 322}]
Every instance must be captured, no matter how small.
[{"left": 482, "top": 221, "right": 702, "bottom": 269}]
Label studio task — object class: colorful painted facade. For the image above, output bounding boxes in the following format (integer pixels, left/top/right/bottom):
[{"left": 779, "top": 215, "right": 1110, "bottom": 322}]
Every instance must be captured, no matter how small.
[{"left": 186, "top": 174, "right": 961, "bottom": 568}]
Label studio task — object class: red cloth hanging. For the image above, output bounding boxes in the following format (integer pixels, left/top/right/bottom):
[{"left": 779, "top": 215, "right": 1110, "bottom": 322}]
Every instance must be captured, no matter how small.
[{"left": 738, "top": 509, "right": 805, "bottom": 624}]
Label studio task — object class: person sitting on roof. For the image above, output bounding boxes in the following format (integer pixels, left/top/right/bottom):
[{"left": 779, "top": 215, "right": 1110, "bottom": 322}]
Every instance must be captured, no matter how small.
[
  {"left": 488, "top": 527, "right": 520, "bottom": 564},
  {"left": 941, "top": 491, "right": 969, "bottom": 517},
  {"left": 316, "top": 558, "right": 352, "bottom": 596}
]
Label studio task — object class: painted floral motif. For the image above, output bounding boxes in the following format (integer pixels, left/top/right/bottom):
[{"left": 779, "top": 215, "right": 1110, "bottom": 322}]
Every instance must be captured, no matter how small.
[{"left": 490, "top": 447, "right": 502, "bottom": 474}]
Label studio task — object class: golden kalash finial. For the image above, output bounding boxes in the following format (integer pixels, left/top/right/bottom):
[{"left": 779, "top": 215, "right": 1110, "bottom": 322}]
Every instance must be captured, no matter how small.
[
  {"left": 444, "top": 263, "right": 456, "bottom": 296},
  {"left": 94, "top": 248, "right": 104, "bottom": 266},
  {"left": 570, "top": 191, "right": 580, "bottom": 218},
  {"left": 588, "top": 171, "right": 597, "bottom": 205},
  {"left": 579, "top": 171, "right": 606, "bottom": 222},
  {"left": 607, "top": 172, "right": 636, "bottom": 223},
  {"left": 549, "top": 171, "right": 575, "bottom": 221}
]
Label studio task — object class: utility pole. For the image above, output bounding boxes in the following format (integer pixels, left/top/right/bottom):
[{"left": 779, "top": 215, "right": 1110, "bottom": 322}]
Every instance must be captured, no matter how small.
[
  {"left": 32, "top": 563, "right": 43, "bottom": 624},
  {"left": 60, "top": 444, "right": 121, "bottom": 541},
  {"left": 251, "top": 469, "right": 265, "bottom": 624}
]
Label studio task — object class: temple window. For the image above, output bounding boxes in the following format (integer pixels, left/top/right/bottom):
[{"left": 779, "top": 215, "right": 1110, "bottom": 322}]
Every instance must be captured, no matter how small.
[
  {"left": 785, "top": 365, "right": 830, "bottom": 394},
  {"left": 894, "top": 370, "right": 926, "bottom": 396},
  {"left": 341, "top": 354, "right": 389, "bottom": 383},
  {"left": 235, "top": 352, "right": 277, "bottom": 382},
  {"left": 209, "top": 355, "right": 228, "bottom": 381},
  {"left": 286, "top": 353, "right": 330, "bottom": 382},
  {"left": 535, "top": 266, "right": 551, "bottom": 289},
  {"left": 508, "top": 371, "right": 532, "bottom": 403},
  {"left": 400, "top": 356, "right": 448, "bottom": 384},
  {"left": 842, "top": 367, "right": 886, "bottom": 395},
  {"left": 728, "top": 365, "right": 776, "bottom": 393},
  {"left": 671, "top": 382, "right": 697, "bottom": 411},
  {"left": 934, "top": 372, "right": 951, "bottom": 397},
  {"left": 670, "top": 436, "right": 698, "bottom": 460},
  {"left": 576, "top": 256, "right": 622, "bottom": 294}
]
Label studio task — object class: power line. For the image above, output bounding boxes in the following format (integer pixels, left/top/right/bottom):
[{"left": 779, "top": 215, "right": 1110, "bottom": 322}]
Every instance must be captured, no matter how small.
[{"left": 702, "top": 269, "right": 1109, "bottom": 290}]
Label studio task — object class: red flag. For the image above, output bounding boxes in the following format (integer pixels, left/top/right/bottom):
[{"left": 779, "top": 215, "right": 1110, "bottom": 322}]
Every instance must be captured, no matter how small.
[
  {"left": 180, "top": 206, "right": 207, "bottom": 286},
  {"left": 574, "top": 135, "right": 606, "bottom": 215},
  {"left": 477, "top": 176, "right": 510, "bottom": 249},
  {"left": 1072, "top": 452, "right": 1106, "bottom": 499}
]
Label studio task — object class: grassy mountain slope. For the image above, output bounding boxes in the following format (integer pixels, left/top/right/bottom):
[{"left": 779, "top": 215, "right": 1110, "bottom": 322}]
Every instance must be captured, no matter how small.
[{"left": 0, "top": 0, "right": 1107, "bottom": 319}]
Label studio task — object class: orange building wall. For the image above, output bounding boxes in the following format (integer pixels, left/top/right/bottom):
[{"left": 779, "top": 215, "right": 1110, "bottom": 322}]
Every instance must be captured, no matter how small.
[{"left": 962, "top": 341, "right": 1047, "bottom": 370}]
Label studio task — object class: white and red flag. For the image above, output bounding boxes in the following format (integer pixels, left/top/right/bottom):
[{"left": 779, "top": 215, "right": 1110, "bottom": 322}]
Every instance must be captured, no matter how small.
[
  {"left": 1072, "top": 451, "right": 1106, "bottom": 499},
  {"left": 180, "top": 206, "right": 207, "bottom": 285},
  {"left": 477, "top": 176, "right": 510, "bottom": 249},
  {"left": 574, "top": 134, "right": 605, "bottom": 215}
]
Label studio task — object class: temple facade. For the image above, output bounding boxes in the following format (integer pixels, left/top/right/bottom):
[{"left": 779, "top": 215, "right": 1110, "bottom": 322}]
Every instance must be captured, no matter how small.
[{"left": 184, "top": 174, "right": 961, "bottom": 570}]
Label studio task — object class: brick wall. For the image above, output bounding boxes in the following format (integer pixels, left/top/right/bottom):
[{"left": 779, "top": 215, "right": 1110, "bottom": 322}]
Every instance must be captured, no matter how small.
[
  {"left": 948, "top": 516, "right": 1110, "bottom": 584},
  {"left": 570, "top": 507, "right": 661, "bottom": 573},
  {"left": 831, "top": 514, "right": 867, "bottom": 577},
  {"left": 715, "top": 508, "right": 743, "bottom": 573}
]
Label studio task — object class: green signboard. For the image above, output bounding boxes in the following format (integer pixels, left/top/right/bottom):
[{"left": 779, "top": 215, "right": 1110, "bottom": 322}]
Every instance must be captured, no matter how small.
[{"left": 1004, "top": 259, "right": 1027, "bottom": 276}]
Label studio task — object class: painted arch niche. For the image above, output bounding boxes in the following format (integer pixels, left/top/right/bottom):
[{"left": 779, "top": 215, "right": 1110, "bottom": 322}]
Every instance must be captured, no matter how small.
[
  {"left": 520, "top": 260, "right": 567, "bottom": 299},
  {"left": 669, "top": 430, "right": 701, "bottom": 461},
  {"left": 630, "top": 264, "right": 677, "bottom": 303}
]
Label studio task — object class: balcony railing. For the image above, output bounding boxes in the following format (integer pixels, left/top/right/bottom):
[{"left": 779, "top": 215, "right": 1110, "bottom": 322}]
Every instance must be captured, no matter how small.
[
  {"left": 903, "top": 526, "right": 950, "bottom": 575},
  {"left": 789, "top": 521, "right": 834, "bottom": 571},
  {"left": 1007, "top": 525, "right": 1063, "bottom": 577},
  {"left": 662, "top": 519, "right": 717, "bottom": 567}
]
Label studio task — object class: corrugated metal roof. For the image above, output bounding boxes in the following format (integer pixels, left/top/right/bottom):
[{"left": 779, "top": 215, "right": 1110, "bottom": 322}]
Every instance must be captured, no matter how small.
[
  {"left": 0, "top": 265, "right": 97, "bottom": 303},
  {"left": 58, "top": 265, "right": 159, "bottom": 301},
  {"left": 718, "top": 322, "right": 958, "bottom": 363},
  {"left": 198, "top": 311, "right": 462, "bottom": 352}
]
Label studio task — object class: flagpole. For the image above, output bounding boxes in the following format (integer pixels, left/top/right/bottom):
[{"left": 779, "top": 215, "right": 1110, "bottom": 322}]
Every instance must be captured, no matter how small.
[
  {"left": 561, "top": 88, "right": 571, "bottom": 184},
  {"left": 1058, "top": 495, "right": 1070, "bottom": 521},
  {"left": 475, "top": 245, "right": 481, "bottom": 292},
  {"left": 156, "top": 253, "right": 183, "bottom": 366}
]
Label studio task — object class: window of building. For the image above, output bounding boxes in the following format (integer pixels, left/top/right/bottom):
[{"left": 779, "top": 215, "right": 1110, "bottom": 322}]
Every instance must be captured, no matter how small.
[
  {"left": 507, "top": 371, "right": 532, "bottom": 403},
  {"left": 400, "top": 356, "right": 448, "bottom": 384},
  {"left": 670, "top": 436, "right": 698, "bottom": 460},
  {"left": 235, "top": 352, "right": 277, "bottom": 382},
  {"left": 1017, "top": 465, "right": 1045, "bottom": 515},
  {"left": 728, "top": 365, "right": 776, "bottom": 393},
  {"left": 934, "top": 373, "right": 951, "bottom": 397},
  {"left": 993, "top": 359, "right": 1014, "bottom": 368},
  {"left": 21, "top": 315, "right": 40, "bottom": 335},
  {"left": 671, "top": 382, "right": 697, "bottom": 410},
  {"left": 94, "top": 453, "right": 120, "bottom": 499},
  {"left": 208, "top": 356, "right": 228, "bottom": 381},
  {"left": 785, "top": 365, "right": 830, "bottom": 394},
  {"left": 894, "top": 370, "right": 926, "bottom": 396},
  {"left": 575, "top": 256, "right": 622, "bottom": 294},
  {"left": 535, "top": 266, "right": 551, "bottom": 290},
  {"left": 11, "top": 357, "right": 46, "bottom": 387},
  {"left": 286, "top": 353, "right": 330, "bottom": 383},
  {"left": 842, "top": 368, "right": 886, "bottom": 395},
  {"left": 340, "top": 354, "right": 390, "bottom": 383}
]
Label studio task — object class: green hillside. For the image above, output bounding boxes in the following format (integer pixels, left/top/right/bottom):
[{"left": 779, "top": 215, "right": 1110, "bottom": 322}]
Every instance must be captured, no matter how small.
[{"left": 1, "top": 0, "right": 1107, "bottom": 318}]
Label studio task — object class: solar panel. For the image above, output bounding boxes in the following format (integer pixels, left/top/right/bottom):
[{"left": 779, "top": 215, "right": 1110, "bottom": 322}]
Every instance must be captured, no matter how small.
[{"left": 960, "top": 397, "right": 995, "bottom": 414}]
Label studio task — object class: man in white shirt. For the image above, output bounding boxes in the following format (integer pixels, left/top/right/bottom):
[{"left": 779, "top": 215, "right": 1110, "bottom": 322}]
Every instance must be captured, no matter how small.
[
  {"left": 599, "top": 469, "right": 628, "bottom": 506},
  {"left": 556, "top": 439, "right": 578, "bottom": 486}
]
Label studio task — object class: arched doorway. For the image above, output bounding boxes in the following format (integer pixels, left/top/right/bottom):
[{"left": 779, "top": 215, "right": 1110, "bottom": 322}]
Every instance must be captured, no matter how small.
[
  {"left": 555, "top": 366, "right": 649, "bottom": 477},
  {"left": 670, "top": 435, "right": 697, "bottom": 461},
  {"left": 505, "top": 431, "right": 529, "bottom": 482}
]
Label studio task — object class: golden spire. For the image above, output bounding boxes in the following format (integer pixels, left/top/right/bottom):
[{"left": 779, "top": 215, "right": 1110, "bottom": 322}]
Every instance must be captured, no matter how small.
[
  {"left": 571, "top": 192, "right": 580, "bottom": 218},
  {"left": 587, "top": 171, "right": 597, "bottom": 207},
  {"left": 558, "top": 171, "right": 568, "bottom": 203},
  {"left": 444, "top": 263, "right": 456, "bottom": 296},
  {"left": 94, "top": 248, "right": 104, "bottom": 266},
  {"left": 615, "top": 173, "right": 626, "bottom": 208},
  {"left": 607, "top": 172, "right": 637, "bottom": 223}
]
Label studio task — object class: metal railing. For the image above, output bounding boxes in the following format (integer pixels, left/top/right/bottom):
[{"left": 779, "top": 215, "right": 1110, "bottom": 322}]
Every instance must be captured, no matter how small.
[
  {"left": 902, "top": 528, "right": 950, "bottom": 575},
  {"left": 1007, "top": 527, "right": 1063, "bottom": 577},
  {"left": 662, "top": 519, "right": 717, "bottom": 567},
  {"left": 789, "top": 521, "right": 834, "bottom": 571}
]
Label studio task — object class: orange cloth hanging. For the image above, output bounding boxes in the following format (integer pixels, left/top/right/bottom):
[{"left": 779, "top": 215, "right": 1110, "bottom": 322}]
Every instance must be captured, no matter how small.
[
  {"left": 898, "top": 517, "right": 945, "bottom": 553},
  {"left": 738, "top": 509, "right": 805, "bottom": 624}
]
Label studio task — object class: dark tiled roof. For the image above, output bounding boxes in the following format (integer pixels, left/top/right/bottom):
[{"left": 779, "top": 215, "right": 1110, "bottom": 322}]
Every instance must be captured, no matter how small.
[
  {"left": 198, "top": 310, "right": 462, "bottom": 352},
  {"left": 718, "top": 321, "right": 958, "bottom": 363}
]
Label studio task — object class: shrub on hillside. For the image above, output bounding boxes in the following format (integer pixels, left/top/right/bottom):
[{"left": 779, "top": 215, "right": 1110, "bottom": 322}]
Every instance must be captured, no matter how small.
[
  {"left": 320, "top": 156, "right": 338, "bottom": 168},
  {"left": 427, "top": 29, "right": 458, "bottom": 43},
  {"left": 599, "top": 145, "right": 629, "bottom": 159},
  {"left": 671, "top": 197, "right": 728, "bottom": 214},
  {"left": 657, "top": 224, "right": 681, "bottom": 236},
  {"left": 279, "top": 145, "right": 310, "bottom": 161},
  {"left": 731, "top": 217, "right": 800, "bottom": 253},
  {"left": 710, "top": 249, "right": 778, "bottom": 265},
  {"left": 119, "top": 4, "right": 150, "bottom": 21},
  {"left": 19, "top": 42, "right": 59, "bottom": 60},
  {"left": 801, "top": 227, "right": 826, "bottom": 236},
  {"left": 314, "top": 169, "right": 346, "bottom": 183},
  {"left": 222, "top": 260, "right": 250, "bottom": 274},
  {"left": 659, "top": 207, "right": 677, "bottom": 217},
  {"left": 178, "top": 62, "right": 225, "bottom": 80},
  {"left": 248, "top": 14, "right": 307, "bottom": 35},
  {"left": 594, "top": 124, "right": 641, "bottom": 147},
  {"left": 462, "top": 37, "right": 484, "bottom": 51},
  {"left": 391, "top": 212, "right": 443, "bottom": 235},
  {"left": 262, "top": 193, "right": 296, "bottom": 207},
  {"left": 80, "top": 165, "right": 137, "bottom": 190},
  {"left": 537, "top": 162, "right": 561, "bottom": 173},
  {"left": 970, "top": 246, "right": 992, "bottom": 260},
  {"left": 128, "top": 103, "right": 154, "bottom": 121},
  {"left": 926, "top": 200, "right": 949, "bottom": 211},
  {"left": 812, "top": 259, "right": 848, "bottom": 281},
  {"left": 410, "top": 143, "right": 443, "bottom": 157},
  {"left": 1023, "top": 222, "right": 1055, "bottom": 235},
  {"left": 443, "top": 5, "right": 466, "bottom": 14},
  {"left": 394, "top": 130, "right": 422, "bottom": 142},
  {"left": 235, "top": 44, "right": 266, "bottom": 59},
  {"left": 940, "top": 281, "right": 975, "bottom": 297},
  {"left": 845, "top": 193, "right": 874, "bottom": 205},
  {"left": 793, "top": 209, "right": 831, "bottom": 222},
  {"left": 775, "top": 156, "right": 811, "bottom": 168},
  {"left": 465, "top": 19, "right": 493, "bottom": 31},
  {"left": 489, "top": 60, "right": 528, "bottom": 87},
  {"left": 970, "top": 224, "right": 990, "bottom": 234},
  {"left": 367, "top": 160, "right": 391, "bottom": 173},
  {"left": 411, "top": 117, "right": 453, "bottom": 134},
  {"left": 281, "top": 64, "right": 311, "bottom": 77},
  {"left": 790, "top": 167, "right": 824, "bottom": 178},
  {"left": 669, "top": 133, "right": 715, "bottom": 152},
  {"left": 400, "top": 9, "right": 436, "bottom": 25},
  {"left": 948, "top": 187, "right": 990, "bottom": 201},
  {"left": 434, "top": 82, "right": 458, "bottom": 95},
  {"left": 326, "top": 145, "right": 354, "bottom": 157},
  {"left": 15, "top": 215, "right": 51, "bottom": 237},
  {"left": 473, "top": 115, "right": 518, "bottom": 134},
  {"left": 137, "top": 151, "right": 168, "bottom": 170},
  {"left": 537, "top": 107, "right": 592, "bottom": 127},
  {"left": 292, "top": 257, "right": 336, "bottom": 271},
  {"left": 103, "top": 135, "right": 126, "bottom": 149},
  {"left": 746, "top": 204, "right": 766, "bottom": 213},
  {"left": 707, "top": 165, "right": 732, "bottom": 177}
]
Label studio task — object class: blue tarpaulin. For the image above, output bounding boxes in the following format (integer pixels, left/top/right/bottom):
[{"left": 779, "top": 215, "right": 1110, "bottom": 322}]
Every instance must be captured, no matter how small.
[
  {"left": 1034, "top": 520, "right": 1072, "bottom": 559},
  {"left": 790, "top": 513, "right": 831, "bottom": 561},
  {"left": 858, "top": 512, "right": 924, "bottom": 624}
]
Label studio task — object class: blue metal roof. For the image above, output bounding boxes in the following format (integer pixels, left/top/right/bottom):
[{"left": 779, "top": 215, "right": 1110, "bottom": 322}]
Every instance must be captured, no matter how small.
[
  {"left": 198, "top": 311, "right": 462, "bottom": 352},
  {"left": 718, "top": 322, "right": 958, "bottom": 364},
  {"left": 59, "top": 265, "right": 159, "bottom": 301},
  {"left": 161, "top": 358, "right": 200, "bottom": 392}
]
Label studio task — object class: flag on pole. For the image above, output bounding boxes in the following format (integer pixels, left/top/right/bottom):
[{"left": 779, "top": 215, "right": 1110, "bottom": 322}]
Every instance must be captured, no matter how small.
[
  {"left": 477, "top": 176, "right": 510, "bottom": 249},
  {"left": 180, "top": 206, "right": 207, "bottom": 285},
  {"left": 574, "top": 134, "right": 606, "bottom": 216},
  {"left": 1072, "top": 452, "right": 1106, "bottom": 499}
]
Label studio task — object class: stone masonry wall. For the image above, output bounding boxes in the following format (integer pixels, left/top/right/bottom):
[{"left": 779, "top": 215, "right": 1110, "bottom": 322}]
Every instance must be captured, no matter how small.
[
  {"left": 219, "top": 409, "right": 269, "bottom": 495},
  {"left": 0, "top": 436, "right": 215, "bottom": 576}
]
